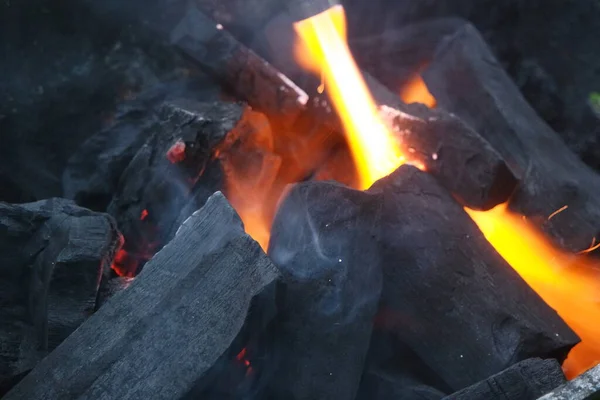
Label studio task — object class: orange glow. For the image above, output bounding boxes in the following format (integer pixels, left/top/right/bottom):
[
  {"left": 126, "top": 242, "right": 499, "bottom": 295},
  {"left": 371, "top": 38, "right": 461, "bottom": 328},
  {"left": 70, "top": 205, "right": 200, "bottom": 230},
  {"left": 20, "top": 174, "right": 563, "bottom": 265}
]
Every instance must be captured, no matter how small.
[
  {"left": 466, "top": 204, "right": 600, "bottom": 378},
  {"left": 400, "top": 74, "right": 437, "bottom": 108},
  {"left": 294, "top": 5, "right": 406, "bottom": 189}
]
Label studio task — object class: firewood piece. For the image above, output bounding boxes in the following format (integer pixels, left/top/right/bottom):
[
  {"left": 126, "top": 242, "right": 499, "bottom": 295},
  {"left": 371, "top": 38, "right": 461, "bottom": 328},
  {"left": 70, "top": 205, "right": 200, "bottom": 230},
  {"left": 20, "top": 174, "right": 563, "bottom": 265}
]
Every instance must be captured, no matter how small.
[
  {"left": 368, "top": 165, "right": 578, "bottom": 391},
  {"left": 350, "top": 18, "right": 467, "bottom": 92},
  {"left": 107, "top": 100, "right": 264, "bottom": 276},
  {"left": 422, "top": 23, "right": 600, "bottom": 252},
  {"left": 266, "top": 181, "right": 383, "bottom": 400},
  {"left": 169, "top": 4, "right": 308, "bottom": 125},
  {"left": 363, "top": 72, "right": 517, "bottom": 210},
  {"left": 538, "top": 363, "right": 600, "bottom": 400},
  {"left": 4, "top": 192, "right": 280, "bottom": 400},
  {"left": 0, "top": 198, "right": 120, "bottom": 391},
  {"left": 444, "top": 358, "right": 565, "bottom": 400}
]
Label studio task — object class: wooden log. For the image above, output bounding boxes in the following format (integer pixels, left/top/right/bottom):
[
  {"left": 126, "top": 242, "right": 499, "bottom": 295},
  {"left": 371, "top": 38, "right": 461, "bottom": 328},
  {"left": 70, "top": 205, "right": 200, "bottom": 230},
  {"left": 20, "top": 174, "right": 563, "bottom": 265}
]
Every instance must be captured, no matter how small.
[
  {"left": 3, "top": 192, "right": 280, "bottom": 400},
  {"left": 107, "top": 99, "right": 264, "bottom": 276},
  {"left": 364, "top": 72, "right": 517, "bottom": 210},
  {"left": 266, "top": 180, "right": 383, "bottom": 400},
  {"left": 445, "top": 358, "right": 565, "bottom": 400},
  {"left": 422, "top": 23, "right": 600, "bottom": 253},
  {"left": 368, "top": 165, "right": 578, "bottom": 391},
  {"left": 0, "top": 198, "right": 120, "bottom": 393},
  {"left": 538, "top": 363, "right": 600, "bottom": 400}
]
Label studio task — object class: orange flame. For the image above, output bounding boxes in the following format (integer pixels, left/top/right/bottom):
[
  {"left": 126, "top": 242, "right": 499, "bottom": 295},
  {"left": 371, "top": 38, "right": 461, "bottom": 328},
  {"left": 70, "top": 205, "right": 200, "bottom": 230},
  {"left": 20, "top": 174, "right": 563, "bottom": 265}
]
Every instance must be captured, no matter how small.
[
  {"left": 294, "top": 5, "right": 405, "bottom": 189},
  {"left": 466, "top": 204, "right": 600, "bottom": 378},
  {"left": 400, "top": 73, "right": 437, "bottom": 108},
  {"left": 293, "top": 4, "right": 600, "bottom": 379}
]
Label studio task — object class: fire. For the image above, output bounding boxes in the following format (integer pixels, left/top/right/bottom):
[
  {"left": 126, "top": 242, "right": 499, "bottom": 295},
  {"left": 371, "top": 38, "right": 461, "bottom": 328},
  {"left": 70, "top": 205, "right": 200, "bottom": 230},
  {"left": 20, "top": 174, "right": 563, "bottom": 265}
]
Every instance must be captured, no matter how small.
[
  {"left": 400, "top": 73, "right": 437, "bottom": 108},
  {"left": 293, "top": 5, "right": 405, "bottom": 189},
  {"left": 466, "top": 204, "right": 600, "bottom": 378},
  {"left": 291, "top": 3, "right": 600, "bottom": 379}
]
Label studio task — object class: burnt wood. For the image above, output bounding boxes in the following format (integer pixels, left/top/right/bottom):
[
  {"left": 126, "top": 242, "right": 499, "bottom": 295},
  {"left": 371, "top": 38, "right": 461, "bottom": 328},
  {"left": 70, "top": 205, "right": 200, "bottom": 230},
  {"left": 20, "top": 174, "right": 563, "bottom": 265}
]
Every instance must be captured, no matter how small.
[
  {"left": 0, "top": 198, "right": 120, "bottom": 394},
  {"left": 423, "top": 23, "right": 600, "bottom": 253},
  {"left": 363, "top": 73, "right": 517, "bottom": 210},
  {"left": 107, "top": 99, "right": 262, "bottom": 276},
  {"left": 4, "top": 192, "right": 280, "bottom": 400},
  {"left": 266, "top": 180, "right": 383, "bottom": 400},
  {"left": 368, "top": 165, "right": 578, "bottom": 391},
  {"left": 169, "top": 4, "right": 308, "bottom": 126},
  {"left": 445, "top": 358, "right": 566, "bottom": 400},
  {"left": 538, "top": 363, "right": 600, "bottom": 400}
]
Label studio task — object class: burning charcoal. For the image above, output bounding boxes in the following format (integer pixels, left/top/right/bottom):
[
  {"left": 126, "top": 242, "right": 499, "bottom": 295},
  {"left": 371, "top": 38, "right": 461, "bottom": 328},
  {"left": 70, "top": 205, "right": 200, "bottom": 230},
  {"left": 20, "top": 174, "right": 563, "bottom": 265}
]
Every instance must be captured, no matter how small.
[
  {"left": 367, "top": 165, "right": 578, "bottom": 391},
  {"left": 445, "top": 358, "right": 565, "bottom": 400},
  {"left": 169, "top": 4, "right": 308, "bottom": 126},
  {"left": 62, "top": 75, "right": 223, "bottom": 212},
  {"left": 423, "top": 23, "right": 600, "bottom": 252},
  {"left": 538, "top": 363, "right": 600, "bottom": 400},
  {"left": 0, "top": 198, "right": 120, "bottom": 393},
  {"left": 266, "top": 181, "right": 383, "bottom": 400},
  {"left": 3, "top": 192, "right": 280, "bottom": 400},
  {"left": 363, "top": 72, "right": 517, "bottom": 210},
  {"left": 350, "top": 18, "right": 466, "bottom": 93},
  {"left": 107, "top": 99, "right": 265, "bottom": 276}
]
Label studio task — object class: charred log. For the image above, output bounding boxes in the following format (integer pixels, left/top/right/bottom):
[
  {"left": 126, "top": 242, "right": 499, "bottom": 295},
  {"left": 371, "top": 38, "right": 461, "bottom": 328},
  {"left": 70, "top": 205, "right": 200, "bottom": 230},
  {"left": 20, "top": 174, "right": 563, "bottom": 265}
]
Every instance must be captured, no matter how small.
[
  {"left": 0, "top": 198, "right": 120, "bottom": 394},
  {"left": 107, "top": 100, "right": 264, "bottom": 276},
  {"left": 266, "top": 181, "right": 383, "bottom": 400},
  {"left": 445, "top": 358, "right": 565, "bottom": 400},
  {"left": 538, "top": 363, "right": 600, "bottom": 400},
  {"left": 363, "top": 73, "right": 517, "bottom": 210},
  {"left": 423, "top": 23, "right": 600, "bottom": 253},
  {"left": 3, "top": 192, "right": 280, "bottom": 400},
  {"left": 169, "top": 5, "right": 308, "bottom": 126},
  {"left": 368, "top": 165, "right": 578, "bottom": 391}
]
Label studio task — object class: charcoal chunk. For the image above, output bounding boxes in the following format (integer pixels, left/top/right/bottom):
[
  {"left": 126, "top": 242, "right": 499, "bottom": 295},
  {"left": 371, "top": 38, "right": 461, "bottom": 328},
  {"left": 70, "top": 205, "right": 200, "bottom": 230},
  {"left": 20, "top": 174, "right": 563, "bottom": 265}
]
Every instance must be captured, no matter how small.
[
  {"left": 107, "top": 100, "right": 266, "bottom": 275},
  {"left": 423, "top": 23, "right": 600, "bottom": 253},
  {"left": 368, "top": 166, "right": 578, "bottom": 391},
  {"left": 4, "top": 192, "right": 280, "bottom": 400},
  {"left": 266, "top": 181, "right": 383, "bottom": 400},
  {"left": 445, "top": 358, "right": 565, "bottom": 400},
  {"left": 538, "top": 363, "right": 600, "bottom": 400},
  {"left": 0, "top": 198, "right": 120, "bottom": 392}
]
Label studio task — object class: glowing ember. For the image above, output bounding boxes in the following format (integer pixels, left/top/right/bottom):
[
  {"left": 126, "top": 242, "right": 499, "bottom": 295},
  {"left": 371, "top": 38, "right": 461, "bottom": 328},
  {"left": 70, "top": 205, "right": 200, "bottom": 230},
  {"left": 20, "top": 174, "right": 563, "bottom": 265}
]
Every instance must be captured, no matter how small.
[
  {"left": 466, "top": 204, "right": 600, "bottom": 378},
  {"left": 167, "top": 140, "right": 186, "bottom": 164},
  {"left": 235, "top": 347, "right": 253, "bottom": 375},
  {"left": 294, "top": 5, "right": 405, "bottom": 189},
  {"left": 399, "top": 73, "right": 437, "bottom": 108},
  {"left": 140, "top": 209, "right": 149, "bottom": 221},
  {"left": 110, "top": 248, "right": 137, "bottom": 278}
]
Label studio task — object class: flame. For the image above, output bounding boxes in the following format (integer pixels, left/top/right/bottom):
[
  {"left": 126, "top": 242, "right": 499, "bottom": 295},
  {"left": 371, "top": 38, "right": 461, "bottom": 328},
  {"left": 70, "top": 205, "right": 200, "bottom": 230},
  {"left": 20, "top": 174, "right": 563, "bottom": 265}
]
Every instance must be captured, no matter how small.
[
  {"left": 294, "top": 5, "right": 405, "bottom": 189},
  {"left": 400, "top": 73, "right": 437, "bottom": 108},
  {"left": 466, "top": 204, "right": 600, "bottom": 378}
]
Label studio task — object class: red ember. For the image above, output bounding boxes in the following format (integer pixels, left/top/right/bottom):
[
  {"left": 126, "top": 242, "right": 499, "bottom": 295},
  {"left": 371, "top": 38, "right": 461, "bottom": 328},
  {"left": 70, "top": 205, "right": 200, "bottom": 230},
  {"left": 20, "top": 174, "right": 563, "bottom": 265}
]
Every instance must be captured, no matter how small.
[{"left": 167, "top": 140, "right": 186, "bottom": 163}]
